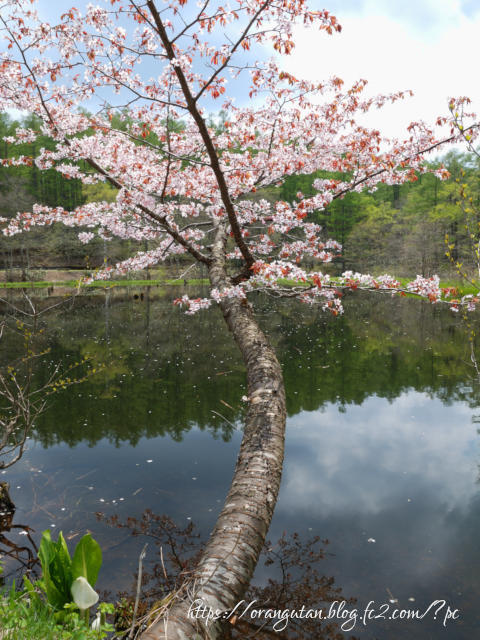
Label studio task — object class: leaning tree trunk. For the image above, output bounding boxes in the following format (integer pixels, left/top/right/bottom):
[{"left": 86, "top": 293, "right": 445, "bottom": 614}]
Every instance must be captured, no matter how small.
[{"left": 141, "top": 229, "right": 286, "bottom": 639}]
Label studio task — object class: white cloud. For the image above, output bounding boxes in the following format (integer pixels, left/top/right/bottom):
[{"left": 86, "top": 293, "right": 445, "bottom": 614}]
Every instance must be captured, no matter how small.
[
  {"left": 279, "top": 392, "right": 479, "bottom": 516},
  {"left": 282, "top": 2, "right": 480, "bottom": 146}
]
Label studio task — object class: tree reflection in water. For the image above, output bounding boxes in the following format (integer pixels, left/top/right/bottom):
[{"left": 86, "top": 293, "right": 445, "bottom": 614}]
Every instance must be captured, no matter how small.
[
  {"left": 99, "top": 510, "right": 358, "bottom": 640},
  {"left": 0, "top": 482, "right": 39, "bottom": 585}
]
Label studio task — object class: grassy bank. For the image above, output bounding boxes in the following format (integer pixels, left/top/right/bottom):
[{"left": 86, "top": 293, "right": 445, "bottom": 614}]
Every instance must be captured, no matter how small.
[
  {"left": 1, "top": 269, "right": 478, "bottom": 297},
  {"left": 0, "top": 277, "right": 209, "bottom": 289},
  {"left": 0, "top": 267, "right": 209, "bottom": 288}
]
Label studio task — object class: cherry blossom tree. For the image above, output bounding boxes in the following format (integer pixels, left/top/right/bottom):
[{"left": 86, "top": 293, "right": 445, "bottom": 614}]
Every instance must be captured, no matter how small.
[{"left": 0, "top": 1, "right": 478, "bottom": 638}]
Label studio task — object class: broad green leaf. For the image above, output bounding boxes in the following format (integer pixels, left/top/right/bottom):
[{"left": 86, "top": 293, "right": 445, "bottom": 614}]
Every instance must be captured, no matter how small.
[
  {"left": 50, "top": 532, "right": 72, "bottom": 596},
  {"left": 38, "top": 530, "right": 55, "bottom": 579},
  {"left": 49, "top": 542, "right": 72, "bottom": 603},
  {"left": 71, "top": 534, "right": 102, "bottom": 588},
  {"left": 38, "top": 530, "right": 72, "bottom": 610},
  {"left": 56, "top": 531, "right": 72, "bottom": 568},
  {"left": 40, "top": 568, "right": 68, "bottom": 610}
]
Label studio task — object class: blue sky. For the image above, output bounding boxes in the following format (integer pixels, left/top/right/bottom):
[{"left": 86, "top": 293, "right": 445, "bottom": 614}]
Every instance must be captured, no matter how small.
[{"left": 12, "top": 0, "right": 480, "bottom": 143}]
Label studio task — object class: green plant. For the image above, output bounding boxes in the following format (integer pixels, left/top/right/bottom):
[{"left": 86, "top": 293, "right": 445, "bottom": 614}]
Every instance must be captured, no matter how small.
[
  {"left": 0, "top": 530, "right": 116, "bottom": 638},
  {"left": 37, "top": 530, "right": 103, "bottom": 622},
  {"left": 0, "top": 582, "right": 113, "bottom": 639}
]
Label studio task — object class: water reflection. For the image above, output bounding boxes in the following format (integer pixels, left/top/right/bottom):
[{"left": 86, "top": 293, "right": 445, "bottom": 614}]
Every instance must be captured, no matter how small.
[
  {"left": 0, "top": 289, "right": 476, "bottom": 447},
  {"left": 281, "top": 395, "right": 477, "bottom": 516},
  {"left": 1, "top": 288, "right": 479, "bottom": 638},
  {"left": 272, "top": 394, "right": 480, "bottom": 637},
  {"left": 0, "top": 482, "right": 38, "bottom": 585},
  {"left": 104, "top": 510, "right": 355, "bottom": 640}
]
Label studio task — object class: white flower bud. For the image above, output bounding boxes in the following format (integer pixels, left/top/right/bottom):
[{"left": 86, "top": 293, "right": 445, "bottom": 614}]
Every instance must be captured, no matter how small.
[{"left": 71, "top": 576, "right": 99, "bottom": 610}]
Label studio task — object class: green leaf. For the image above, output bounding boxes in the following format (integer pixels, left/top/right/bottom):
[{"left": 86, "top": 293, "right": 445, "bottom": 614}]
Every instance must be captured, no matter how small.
[
  {"left": 23, "top": 576, "right": 35, "bottom": 594},
  {"left": 38, "top": 530, "right": 55, "bottom": 578},
  {"left": 71, "top": 534, "right": 102, "bottom": 588},
  {"left": 55, "top": 532, "right": 72, "bottom": 578},
  {"left": 38, "top": 530, "right": 72, "bottom": 610},
  {"left": 49, "top": 532, "right": 73, "bottom": 603},
  {"left": 40, "top": 566, "right": 67, "bottom": 610}
]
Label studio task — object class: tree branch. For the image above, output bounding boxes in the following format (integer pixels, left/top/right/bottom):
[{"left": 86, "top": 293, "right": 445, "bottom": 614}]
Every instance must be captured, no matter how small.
[{"left": 146, "top": 0, "right": 255, "bottom": 270}]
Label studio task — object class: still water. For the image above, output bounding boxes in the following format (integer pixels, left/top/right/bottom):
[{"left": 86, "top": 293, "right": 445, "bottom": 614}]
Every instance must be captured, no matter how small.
[{"left": 1, "top": 287, "right": 479, "bottom": 638}]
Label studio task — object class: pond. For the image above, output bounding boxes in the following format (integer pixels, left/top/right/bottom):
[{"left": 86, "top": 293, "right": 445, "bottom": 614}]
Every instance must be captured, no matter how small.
[{"left": 1, "top": 286, "right": 479, "bottom": 639}]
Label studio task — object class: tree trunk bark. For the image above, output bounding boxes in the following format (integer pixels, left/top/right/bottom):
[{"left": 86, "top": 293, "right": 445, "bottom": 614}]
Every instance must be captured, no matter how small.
[{"left": 141, "top": 228, "right": 286, "bottom": 639}]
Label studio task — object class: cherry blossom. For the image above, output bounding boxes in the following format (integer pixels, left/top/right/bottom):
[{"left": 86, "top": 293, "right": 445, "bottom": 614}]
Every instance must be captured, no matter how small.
[{"left": 0, "top": 0, "right": 477, "bottom": 315}]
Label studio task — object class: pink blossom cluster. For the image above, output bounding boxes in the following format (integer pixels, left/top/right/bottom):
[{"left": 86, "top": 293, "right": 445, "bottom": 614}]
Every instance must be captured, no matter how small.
[
  {"left": 0, "top": 0, "right": 476, "bottom": 315},
  {"left": 211, "top": 286, "right": 247, "bottom": 302},
  {"left": 78, "top": 232, "right": 95, "bottom": 244},
  {"left": 173, "top": 295, "right": 212, "bottom": 315},
  {"left": 406, "top": 275, "right": 441, "bottom": 302},
  {"left": 338, "top": 271, "right": 401, "bottom": 290},
  {"left": 462, "top": 295, "right": 479, "bottom": 312},
  {"left": 299, "top": 288, "right": 344, "bottom": 316}
]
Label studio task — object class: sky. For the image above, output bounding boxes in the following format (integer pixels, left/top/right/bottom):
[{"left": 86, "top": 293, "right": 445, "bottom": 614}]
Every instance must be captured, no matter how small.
[
  {"left": 13, "top": 0, "right": 480, "bottom": 145},
  {"left": 281, "top": 0, "right": 480, "bottom": 141}
]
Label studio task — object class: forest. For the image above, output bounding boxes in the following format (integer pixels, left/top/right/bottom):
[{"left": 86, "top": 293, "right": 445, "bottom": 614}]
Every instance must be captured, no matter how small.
[{"left": 1, "top": 112, "right": 479, "bottom": 280}]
